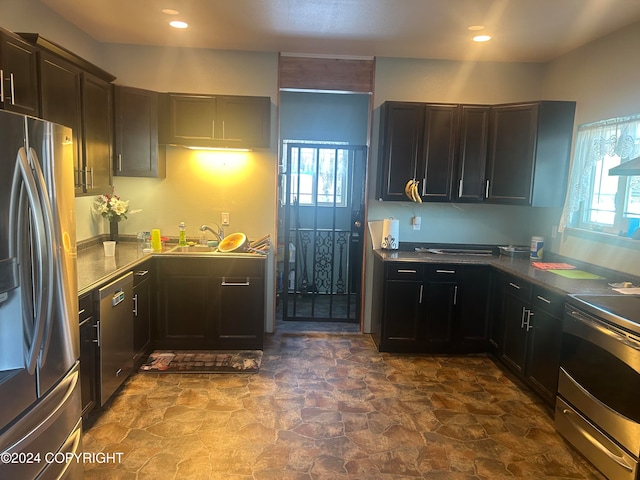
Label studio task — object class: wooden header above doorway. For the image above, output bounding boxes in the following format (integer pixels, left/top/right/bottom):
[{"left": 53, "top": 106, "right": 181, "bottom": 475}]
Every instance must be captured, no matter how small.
[{"left": 278, "top": 55, "right": 375, "bottom": 93}]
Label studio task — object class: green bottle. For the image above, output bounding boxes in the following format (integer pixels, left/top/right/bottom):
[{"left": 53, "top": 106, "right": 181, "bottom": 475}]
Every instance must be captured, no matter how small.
[{"left": 178, "top": 222, "right": 187, "bottom": 246}]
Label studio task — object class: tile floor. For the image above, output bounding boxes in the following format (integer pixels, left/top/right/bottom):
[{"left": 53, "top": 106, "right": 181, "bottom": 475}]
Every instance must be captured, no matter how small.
[{"left": 83, "top": 326, "right": 605, "bottom": 479}]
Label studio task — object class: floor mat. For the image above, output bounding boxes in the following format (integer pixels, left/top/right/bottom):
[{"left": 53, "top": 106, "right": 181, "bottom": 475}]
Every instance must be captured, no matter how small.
[{"left": 139, "top": 350, "right": 262, "bottom": 374}]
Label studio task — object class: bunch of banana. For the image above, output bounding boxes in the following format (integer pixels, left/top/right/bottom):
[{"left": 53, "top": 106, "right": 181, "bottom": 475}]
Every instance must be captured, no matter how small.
[{"left": 404, "top": 179, "right": 422, "bottom": 203}]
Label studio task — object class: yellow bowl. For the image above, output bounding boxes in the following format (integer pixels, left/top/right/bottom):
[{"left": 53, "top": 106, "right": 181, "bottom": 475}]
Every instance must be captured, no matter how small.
[{"left": 217, "top": 232, "right": 247, "bottom": 253}]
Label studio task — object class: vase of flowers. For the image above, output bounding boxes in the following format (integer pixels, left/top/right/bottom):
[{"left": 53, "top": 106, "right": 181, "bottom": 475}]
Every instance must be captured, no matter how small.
[{"left": 94, "top": 192, "right": 139, "bottom": 243}]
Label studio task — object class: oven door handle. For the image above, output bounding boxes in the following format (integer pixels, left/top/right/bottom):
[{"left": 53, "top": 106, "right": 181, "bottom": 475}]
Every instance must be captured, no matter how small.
[
  {"left": 558, "top": 406, "right": 635, "bottom": 473},
  {"left": 565, "top": 309, "right": 640, "bottom": 374}
]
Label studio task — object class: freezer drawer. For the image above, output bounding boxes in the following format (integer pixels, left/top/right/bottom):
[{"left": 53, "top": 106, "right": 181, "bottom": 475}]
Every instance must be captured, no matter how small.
[
  {"left": 0, "top": 363, "right": 82, "bottom": 480},
  {"left": 97, "top": 272, "right": 133, "bottom": 406}
]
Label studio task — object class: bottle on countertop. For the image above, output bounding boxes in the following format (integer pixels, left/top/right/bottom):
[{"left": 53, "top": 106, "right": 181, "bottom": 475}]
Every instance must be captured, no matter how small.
[
  {"left": 178, "top": 222, "right": 187, "bottom": 246},
  {"left": 151, "top": 228, "right": 162, "bottom": 252}
]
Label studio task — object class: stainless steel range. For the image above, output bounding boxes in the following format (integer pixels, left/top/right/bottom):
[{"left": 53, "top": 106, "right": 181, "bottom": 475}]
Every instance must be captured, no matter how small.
[{"left": 556, "top": 294, "right": 640, "bottom": 480}]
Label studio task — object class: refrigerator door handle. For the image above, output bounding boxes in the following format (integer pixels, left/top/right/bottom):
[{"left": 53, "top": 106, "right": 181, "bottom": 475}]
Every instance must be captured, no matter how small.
[
  {"left": 11, "top": 148, "right": 53, "bottom": 374},
  {"left": 28, "top": 147, "right": 57, "bottom": 367}
]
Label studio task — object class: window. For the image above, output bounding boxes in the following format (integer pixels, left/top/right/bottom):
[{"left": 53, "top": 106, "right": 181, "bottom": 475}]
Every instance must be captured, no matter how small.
[
  {"left": 560, "top": 115, "right": 640, "bottom": 235},
  {"left": 281, "top": 141, "right": 350, "bottom": 207}
]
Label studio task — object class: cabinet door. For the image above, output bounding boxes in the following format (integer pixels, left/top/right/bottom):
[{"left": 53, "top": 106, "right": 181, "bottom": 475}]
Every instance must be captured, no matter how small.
[
  {"left": 377, "top": 102, "right": 424, "bottom": 200},
  {"left": 500, "top": 291, "right": 530, "bottom": 374},
  {"left": 212, "top": 276, "right": 264, "bottom": 350},
  {"left": 155, "top": 259, "right": 209, "bottom": 349},
  {"left": 78, "top": 293, "right": 97, "bottom": 417},
  {"left": 168, "top": 94, "right": 217, "bottom": 142},
  {"left": 486, "top": 103, "right": 538, "bottom": 204},
  {"left": 114, "top": 86, "right": 165, "bottom": 178},
  {"left": 39, "top": 52, "right": 83, "bottom": 193},
  {"left": 457, "top": 265, "right": 491, "bottom": 352},
  {"left": 420, "top": 104, "right": 458, "bottom": 201},
  {"left": 423, "top": 270, "right": 457, "bottom": 351},
  {"left": 0, "top": 31, "right": 39, "bottom": 116},
  {"left": 456, "top": 105, "right": 490, "bottom": 202},
  {"left": 133, "top": 273, "right": 151, "bottom": 366},
  {"left": 525, "top": 288, "right": 564, "bottom": 405},
  {"left": 381, "top": 280, "right": 424, "bottom": 352},
  {"left": 216, "top": 95, "right": 271, "bottom": 148},
  {"left": 81, "top": 73, "right": 112, "bottom": 195}
]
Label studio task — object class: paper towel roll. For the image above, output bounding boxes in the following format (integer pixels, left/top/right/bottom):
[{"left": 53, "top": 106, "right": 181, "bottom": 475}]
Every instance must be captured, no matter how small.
[{"left": 381, "top": 218, "right": 399, "bottom": 250}]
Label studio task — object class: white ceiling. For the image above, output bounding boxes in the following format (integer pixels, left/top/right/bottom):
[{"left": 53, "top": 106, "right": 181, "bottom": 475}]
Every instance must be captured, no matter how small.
[{"left": 41, "top": 0, "right": 640, "bottom": 62}]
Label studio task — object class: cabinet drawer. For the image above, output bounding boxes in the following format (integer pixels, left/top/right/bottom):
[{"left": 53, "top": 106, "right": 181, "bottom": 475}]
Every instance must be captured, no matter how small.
[
  {"left": 209, "top": 258, "right": 265, "bottom": 278},
  {"left": 386, "top": 263, "right": 423, "bottom": 280},
  {"left": 426, "top": 265, "right": 459, "bottom": 279},
  {"left": 531, "top": 287, "right": 565, "bottom": 317},
  {"left": 504, "top": 276, "right": 531, "bottom": 301},
  {"left": 78, "top": 292, "right": 94, "bottom": 323}
]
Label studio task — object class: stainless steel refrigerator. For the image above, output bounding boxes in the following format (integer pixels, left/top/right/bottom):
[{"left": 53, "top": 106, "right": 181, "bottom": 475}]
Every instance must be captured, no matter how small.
[{"left": 0, "top": 109, "right": 82, "bottom": 479}]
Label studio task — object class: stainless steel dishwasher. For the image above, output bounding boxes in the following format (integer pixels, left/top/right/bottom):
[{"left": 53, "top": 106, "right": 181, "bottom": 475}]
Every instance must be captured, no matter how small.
[{"left": 97, "top": 271, "right": 133, "bottom": 406}]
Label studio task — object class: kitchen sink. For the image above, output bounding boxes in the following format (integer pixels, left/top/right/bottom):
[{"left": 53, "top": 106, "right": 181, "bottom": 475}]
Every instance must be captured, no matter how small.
[
  {"left": 171, "top": 245, "right": 219, "bottom": 253},
  {"left": 163, "top": 245, "right": 265, "bottom": 257}
]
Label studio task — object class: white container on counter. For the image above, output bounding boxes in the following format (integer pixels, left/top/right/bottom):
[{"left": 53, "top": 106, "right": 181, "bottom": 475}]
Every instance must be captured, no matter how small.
[{"left": 530, "top": 236, "right": 544, "bottom": 260}]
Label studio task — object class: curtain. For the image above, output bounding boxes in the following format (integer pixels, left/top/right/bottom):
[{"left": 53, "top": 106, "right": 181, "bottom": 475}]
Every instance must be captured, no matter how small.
[{"left": 558, "top": 116, "right": 640, "bottom": 232}]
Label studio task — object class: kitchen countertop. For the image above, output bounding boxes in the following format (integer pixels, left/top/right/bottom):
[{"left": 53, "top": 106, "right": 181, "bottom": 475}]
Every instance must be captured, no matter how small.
[
  {"left": 374, "top": 249, "right": 623, "bottom": 297},
  {"left": 77, "top": 242, "right": 267, "bottom": 296}
]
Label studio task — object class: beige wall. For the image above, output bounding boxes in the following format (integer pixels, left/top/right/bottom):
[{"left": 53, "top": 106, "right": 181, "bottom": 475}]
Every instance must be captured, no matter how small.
[{"left": 541, "top": 21, "right": 640, "bottom": 276}]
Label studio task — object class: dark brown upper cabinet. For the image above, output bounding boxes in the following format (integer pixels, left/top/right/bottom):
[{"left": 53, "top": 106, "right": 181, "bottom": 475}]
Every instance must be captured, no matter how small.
[
  {"left": 485, "top": 101, "right": 576, "bottom": 206},
  {"left": 161, "top": 93, "right": 271, "bottom": 149},
  {"left": 114, "top": 85, "right": 165, "bottom": 178},
  {"left": 21, "top": 33, "right": 116, "bottom": 196},
  {"left": 0, "top": 29, "right": 39, "bottom": 116},
  {"left": 377, "top": 102, "right": 458, "bottom": 202},
  {"left": 455, "top": 105, "right": 491, "bottom": 202},
  {"left": 378, "top": 100, "right": 575, "bottom": 206},
  {"left": 81, "top": 72, "right": 113, "bottom": 195}
]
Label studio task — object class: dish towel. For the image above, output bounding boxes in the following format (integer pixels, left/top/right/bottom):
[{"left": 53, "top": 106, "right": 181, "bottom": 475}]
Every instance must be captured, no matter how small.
[{"left": 531, "top": 262, "right": 576, "bottom": 270}]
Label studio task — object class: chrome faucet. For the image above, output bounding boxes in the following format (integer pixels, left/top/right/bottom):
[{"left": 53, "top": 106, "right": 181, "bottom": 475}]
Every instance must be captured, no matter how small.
[{"left": 200, "top": 224, "right": 224, "bottom": 242}]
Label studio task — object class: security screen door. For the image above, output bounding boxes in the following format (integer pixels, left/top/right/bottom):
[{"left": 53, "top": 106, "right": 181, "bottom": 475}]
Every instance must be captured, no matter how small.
[{"left": 280, "top": 143, "right": 366, "bottom": 322}]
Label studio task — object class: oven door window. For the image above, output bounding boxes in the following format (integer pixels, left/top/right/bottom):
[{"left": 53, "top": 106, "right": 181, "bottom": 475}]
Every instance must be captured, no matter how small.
[{"left": 561, "top": 311, "right": 640, "bottom": 423}]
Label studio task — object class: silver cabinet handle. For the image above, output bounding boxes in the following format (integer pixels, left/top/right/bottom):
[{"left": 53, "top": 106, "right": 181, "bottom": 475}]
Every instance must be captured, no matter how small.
[
  {"left": 421, "top": 178, "right": 426, "bottom": 196},
  {"left": 520, "top": 307, "right": 527, "bottom": 328},
  {"left": 453, "top": 285, "right": 458, "bottom": 305},
  {"left": 9, "top": 73, "right": 15, "bottom": 105},
  {"left": 78, "top": 308, "right": 86, "bottom": 316},
  {"left": 133, "top": 293, "right": 139, "bottom": 316},
  {"left": 0, "top": 69, "right": 4, "bottom": 102},
  {"left": 536, "top": 295, "right": 551, "bottom": 304},
  {"left": 509, "top": 282, "right": 521, "bottom": 290},
  {"left": 419, "top": 284, "right": 423, "bottom": 304},
  {"left": 397, "top": 269, "right": 417, "bottom": 274},
  {"left": 458, "top": 179, "right": 463, "bottom": 198},
  {"left": 117, "top": 154, "right": 122, "bottom": 172},
  {"left": 89, "top": 167, "right": 94, "bottom": 188},
  {"left": 94, "top": 321, "right": 101, "bottom": 347},
  {"left": 526, "top": 311, "right": 534, "bottom": 331},
  {"left": 485, "top": 179, "right": 490, "bottom": 198},
  {"left": 222, "top": 120, "right": 226, "bottom": 139},
  {"left": 221, "top": 277, "right": 250, "bottom": 286},
  {"left": 135, "top": 270, "right": 149, "bottom": 277},
  {"left": 436, "top": 269, "right": 456, "bottom": 274}
]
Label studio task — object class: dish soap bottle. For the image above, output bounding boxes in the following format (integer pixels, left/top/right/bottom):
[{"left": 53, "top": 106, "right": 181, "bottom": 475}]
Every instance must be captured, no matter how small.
[{"left": 178, "top": 222, "right": 187, "bottom": 246}]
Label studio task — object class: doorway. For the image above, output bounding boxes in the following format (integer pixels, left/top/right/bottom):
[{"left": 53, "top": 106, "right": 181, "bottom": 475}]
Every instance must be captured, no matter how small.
[
  {"left": 279, "top": 143, "right": 366, "bottom": 324},
  {"left": 276, "top": 91, "right": 370, "bottom": 330}
]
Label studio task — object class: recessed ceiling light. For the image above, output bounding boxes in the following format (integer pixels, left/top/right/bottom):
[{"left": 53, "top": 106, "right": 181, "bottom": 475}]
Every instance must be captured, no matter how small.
[
  {"left": 468, "top": 25, "right": 485, "bottom": 31},
  {"left": 162, "top": 9, "right": 180, "bottom": 15},
  {"left": 473, "top": 35, "right": 492, "bottom": 42},
  {"left": 169, "top": 20, "right": 189, "bottom": 29}
]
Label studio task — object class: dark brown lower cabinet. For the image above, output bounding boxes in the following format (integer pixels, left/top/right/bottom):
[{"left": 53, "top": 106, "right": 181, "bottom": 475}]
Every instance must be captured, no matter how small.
[
  {"left": 154, "top": 256, "right": 266, "bottom": 350},
  {"left": 78, "top": 292, "right": 97, "bottom": 417},
  {"left": 132, "top": 261, "right": 153, "bottom": 368},
  {"left": 373, "top": 258, "right": 490, "bottom": 353},
  {"left": 498, "top": 275, "right": 563, "bottom": 406}
]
